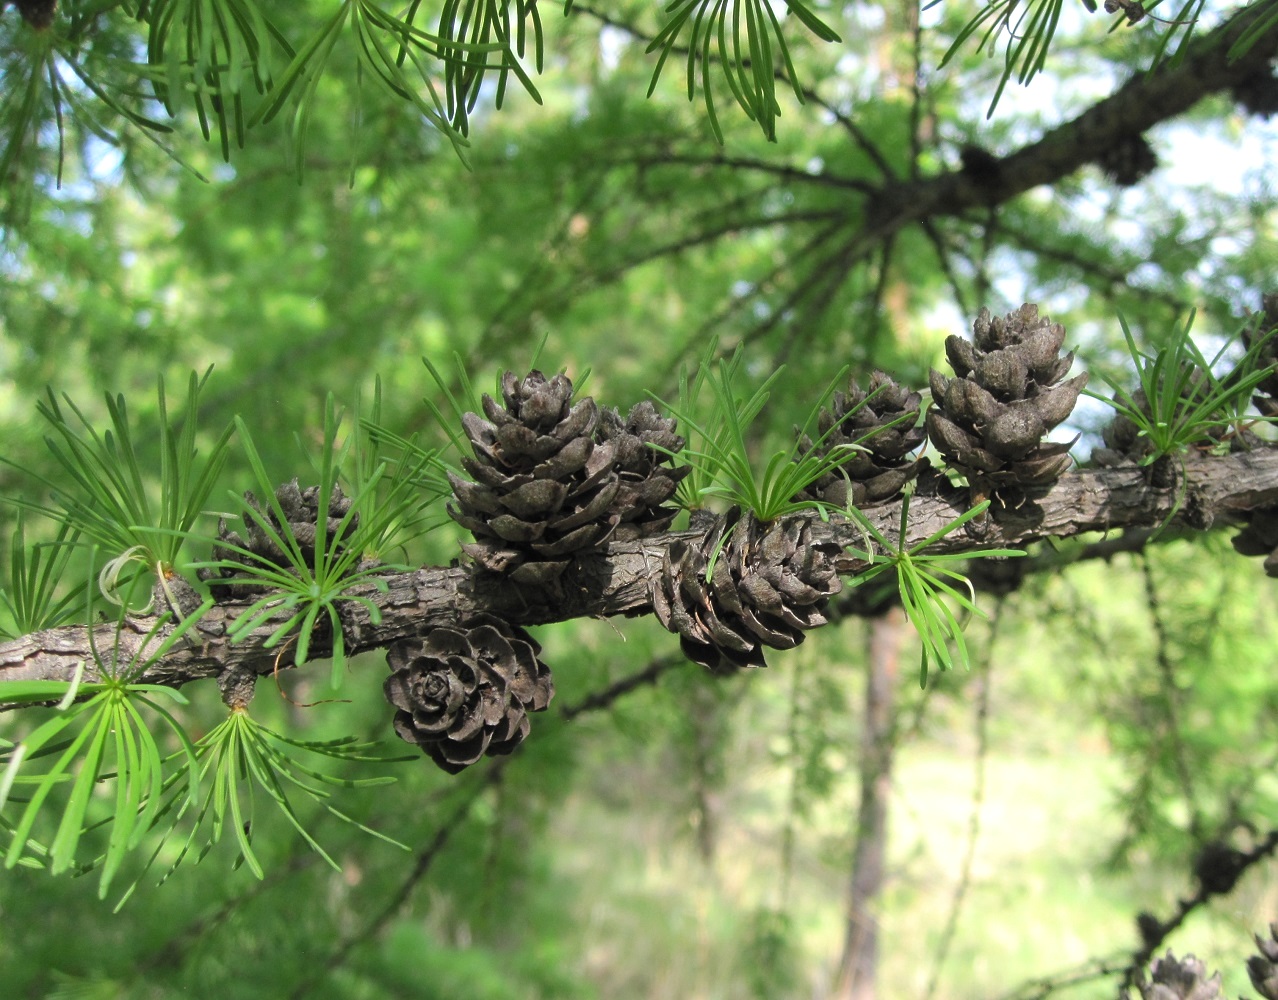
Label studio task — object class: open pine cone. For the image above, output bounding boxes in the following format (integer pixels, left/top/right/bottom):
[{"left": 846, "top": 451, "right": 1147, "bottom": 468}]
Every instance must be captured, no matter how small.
[
  {"left": 1129, "top": 953, "right": 1221, "bottom": 1000},
  {"left": 449, "top": 372, "right": 688, "bottom": 586},
  {"left": 652, "top": 508, "right": 842, "bottom": 672},
  {"left": 927, "top": 304, "right": 1086, "bottom": 496},
  {"left": 795, "top": 371, "right": 926, "bottom": 507},
  {"left": 384, "top": 615, "right": 554, "bottom": 774},
  {"left": 198, "top": 478, "right": 358, "bottom": 596}
]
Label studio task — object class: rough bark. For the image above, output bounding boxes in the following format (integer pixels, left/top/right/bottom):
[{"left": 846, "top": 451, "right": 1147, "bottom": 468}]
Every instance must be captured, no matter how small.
[{"left": 3, "top": 447, "right": 1278, "bottom": 694}]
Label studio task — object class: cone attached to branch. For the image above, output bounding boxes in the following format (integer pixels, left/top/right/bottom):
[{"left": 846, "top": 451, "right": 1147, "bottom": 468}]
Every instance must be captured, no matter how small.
[
  {"left": 795, "top": 371, "right": 926, "bottom": 507},
  {"left": 384, "top": 615, "right": 554, "bottom": 774},
  {"left": 1131, "top": 952, "right": 1222, "bottom": 1000},
  {"left": 449, "top": 372, "right": 688, "bottom": 586},
  {"left": 595, "top": 401, "right": 690, "bottom": 540},
  {"left": 198, "top": 478, "right": 358, "bottom": 596},
  {"left": 1232, "top": 507, "right": 1278, "bottom": 577},
  {"left": 652, "top": 508, "right": 842, "bottom": 672},
  {"left": 927, "top": 304, "right": 1086, "bottom": 497}
]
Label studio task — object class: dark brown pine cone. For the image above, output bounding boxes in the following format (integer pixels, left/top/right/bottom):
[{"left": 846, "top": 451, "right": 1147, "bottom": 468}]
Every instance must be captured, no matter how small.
[
  {"left": 593, "top": 401, "right": 691, "bottom": 541},
  {"left": 1231, "top": 507, "right": 1278, "bottom": 578},
  {"left": 384, "top": 615, "right": 554, "bottom": 774},
  {"left": 1131, "top": 953, "right": 1221, "bottom": 1000},
  {"left": 449, "top": 370, "right": 611, "bottom": 587},
  {"left": 198, "top": 479, "right": 358, "bottom": 596},
  {"left": 449, "top": 372, "right": 691, "bottom": 586},
  {"left": 795, "top": 371, "right": 926, "bottom": 507},
  {"left": 14, "top": 0, "right": 57, "bottom": 29},
  {"left": 652, "top": 508, "right": 842, "bottom": 672},
  {"left": 927, "top": 304, "right": 1086, "bottom": 497}
]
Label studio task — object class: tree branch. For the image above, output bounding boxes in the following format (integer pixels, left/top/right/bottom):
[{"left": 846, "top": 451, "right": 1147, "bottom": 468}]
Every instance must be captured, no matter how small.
[{"left": 4, "top": 447, "right": 1278, "bottom": 692}]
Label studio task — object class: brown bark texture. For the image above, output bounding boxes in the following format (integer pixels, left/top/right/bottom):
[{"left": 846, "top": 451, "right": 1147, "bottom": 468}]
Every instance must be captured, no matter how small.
[{"left": 3, "top": 447, "right": 1278, "bottom": 694}]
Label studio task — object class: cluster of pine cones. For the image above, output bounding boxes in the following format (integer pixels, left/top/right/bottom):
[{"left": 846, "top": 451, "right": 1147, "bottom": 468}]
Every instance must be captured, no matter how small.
[
  {"left": 430, "top": 306, "right": 1090, "bottom": 705},
  {"left": 205, "top": 299, "right": 1278, "bottom": 769}
]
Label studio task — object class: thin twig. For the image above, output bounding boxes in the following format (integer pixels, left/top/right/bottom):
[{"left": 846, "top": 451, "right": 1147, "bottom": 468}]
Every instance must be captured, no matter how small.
[
  {"left": 922, "top": 598, "right": 1003, "bottom": 1000},
  {"left": 1116, "top": 829, "right": 1278, "bottom": 995},
  {"left": 560, "top": 654, "right": 684, "bottom": 720},
  {"left": 286, "top": 761, "right": 507, "bottom": 1000},
  {"left": 1139, "top": 551, "right": 1201, "bottom": 838}
]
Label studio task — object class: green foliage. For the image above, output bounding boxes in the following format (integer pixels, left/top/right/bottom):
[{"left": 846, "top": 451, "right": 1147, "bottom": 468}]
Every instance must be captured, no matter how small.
[
  {"left": 646, "top": 0, "right": 841, "bottom": 142},
  {"left": 144, "top": 0, "right": 291, "bottom": 161},
  {"left": 652, "top": 344, "right": 867, "bottom": 523},
  {"left": 0, "top": 602, "right": 211, "bottom": 898},
  {"left": 937, "top": 0, "right": 1206, "bottom": 117},
  {"left": 1089, "top": 311, "right": 1276, "bottom": 464},
  {"left": 204, "top": 396, "right": 444, "bottom": 684},
  {"left": 436, "top": 0, "right": 547, "bottom": 136},
  {"left": 1229, "top": 0, "right": 1278, "bottom": 59},
  {"left": 251, "top": 0, "right": 500, "bottom": 172},
  {"left": 2, "top": 369, "right": 233, "bottom": 606},
  {"left": 0, "top": 5, "right": 179, "bottom": 207},
  {"left": 846, "top": 492, "right": 1023, "bottom": 685},
  {"left": 127, "top": 707, "right": 411, "bottom": 896},
  {"left": 0, "top": 515, "right": 82, "bottom": 638}
]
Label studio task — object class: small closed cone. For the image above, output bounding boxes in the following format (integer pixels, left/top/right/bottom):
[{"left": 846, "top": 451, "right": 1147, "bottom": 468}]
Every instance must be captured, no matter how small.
[
  {"left": 1248, "top": 923, "right": 1278, "bottom": 1000},
  {"left": 795, "top": 371, "right": 926, "bottom": 507},
  {"left": 198, "top": 479, "right": 358, "bottom": 596},
  {"left": 449, "top": 372, "right": 689, "bottom": 586}
]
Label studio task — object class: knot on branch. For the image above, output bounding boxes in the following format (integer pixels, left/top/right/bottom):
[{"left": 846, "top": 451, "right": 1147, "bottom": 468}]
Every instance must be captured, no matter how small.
[
  {"left": 1099, "top": 133, "right": 1158, "bottom": 187},
  {"left": 927, "top": 303, "right": 1086, "bottom": 500},
  {"left": 449, "top": 371, "right": 690, "bottom": 587},
  {"left": 383, "top": 614, "right": 554, "bottom": 774},
  {"left": 652, "top": 508, "right": 842, "bottom": 673}
]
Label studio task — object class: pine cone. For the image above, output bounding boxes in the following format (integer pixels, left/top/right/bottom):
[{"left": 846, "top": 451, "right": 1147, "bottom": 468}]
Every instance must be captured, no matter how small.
[
  {"left": 1247, "top": 923, "right": 1278, "bottom": 1000},
  {"left": 198, "top": 479, "right": 358, "bottom": 596},
  {"left": 796, "top": 371, "right": 926, "bottom": 507},
  {"left": 384, "top": 616, "right": 554, "bottom": 774},
  {"left": 1099, "top": 134, "right": 1158, "bottom": 186},
  {"left": 449, "top": 371, "right": 611, "bottom": 586},
  {"left": 595, "top": 401, "right": 691, "bottom": 541},
  {"left": 927, "top": 304, "right": 1086, "bottom": 496},
  {"left": 1130, "top": 953, "right": 1221, "bottom": 1000},
  {"left": 1232, "top": 507, "right": 1278, "bottom": 577},
  {"left": 652, "top": 508, "right": 842, "bottom": 672}
]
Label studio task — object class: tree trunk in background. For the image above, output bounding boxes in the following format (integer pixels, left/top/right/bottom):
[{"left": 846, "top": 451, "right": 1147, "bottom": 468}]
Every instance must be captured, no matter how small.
[{"left": 832, "top": 607, "right": 905, "bottom": 1000}]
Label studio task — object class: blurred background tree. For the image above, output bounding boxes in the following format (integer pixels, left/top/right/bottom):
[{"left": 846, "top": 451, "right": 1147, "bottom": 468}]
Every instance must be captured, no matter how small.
[{"left": 2, "top": 1, "right": 1278, "bottom": 998}]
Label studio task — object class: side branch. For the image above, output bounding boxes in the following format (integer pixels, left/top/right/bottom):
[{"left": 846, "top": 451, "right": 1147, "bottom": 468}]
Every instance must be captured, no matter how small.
[
  {"left": 867, "top": 4, "right": 1278, "bottom": 231},
  {"left": 3, "top": 448, "right": 1277, "bottom": 693}
]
